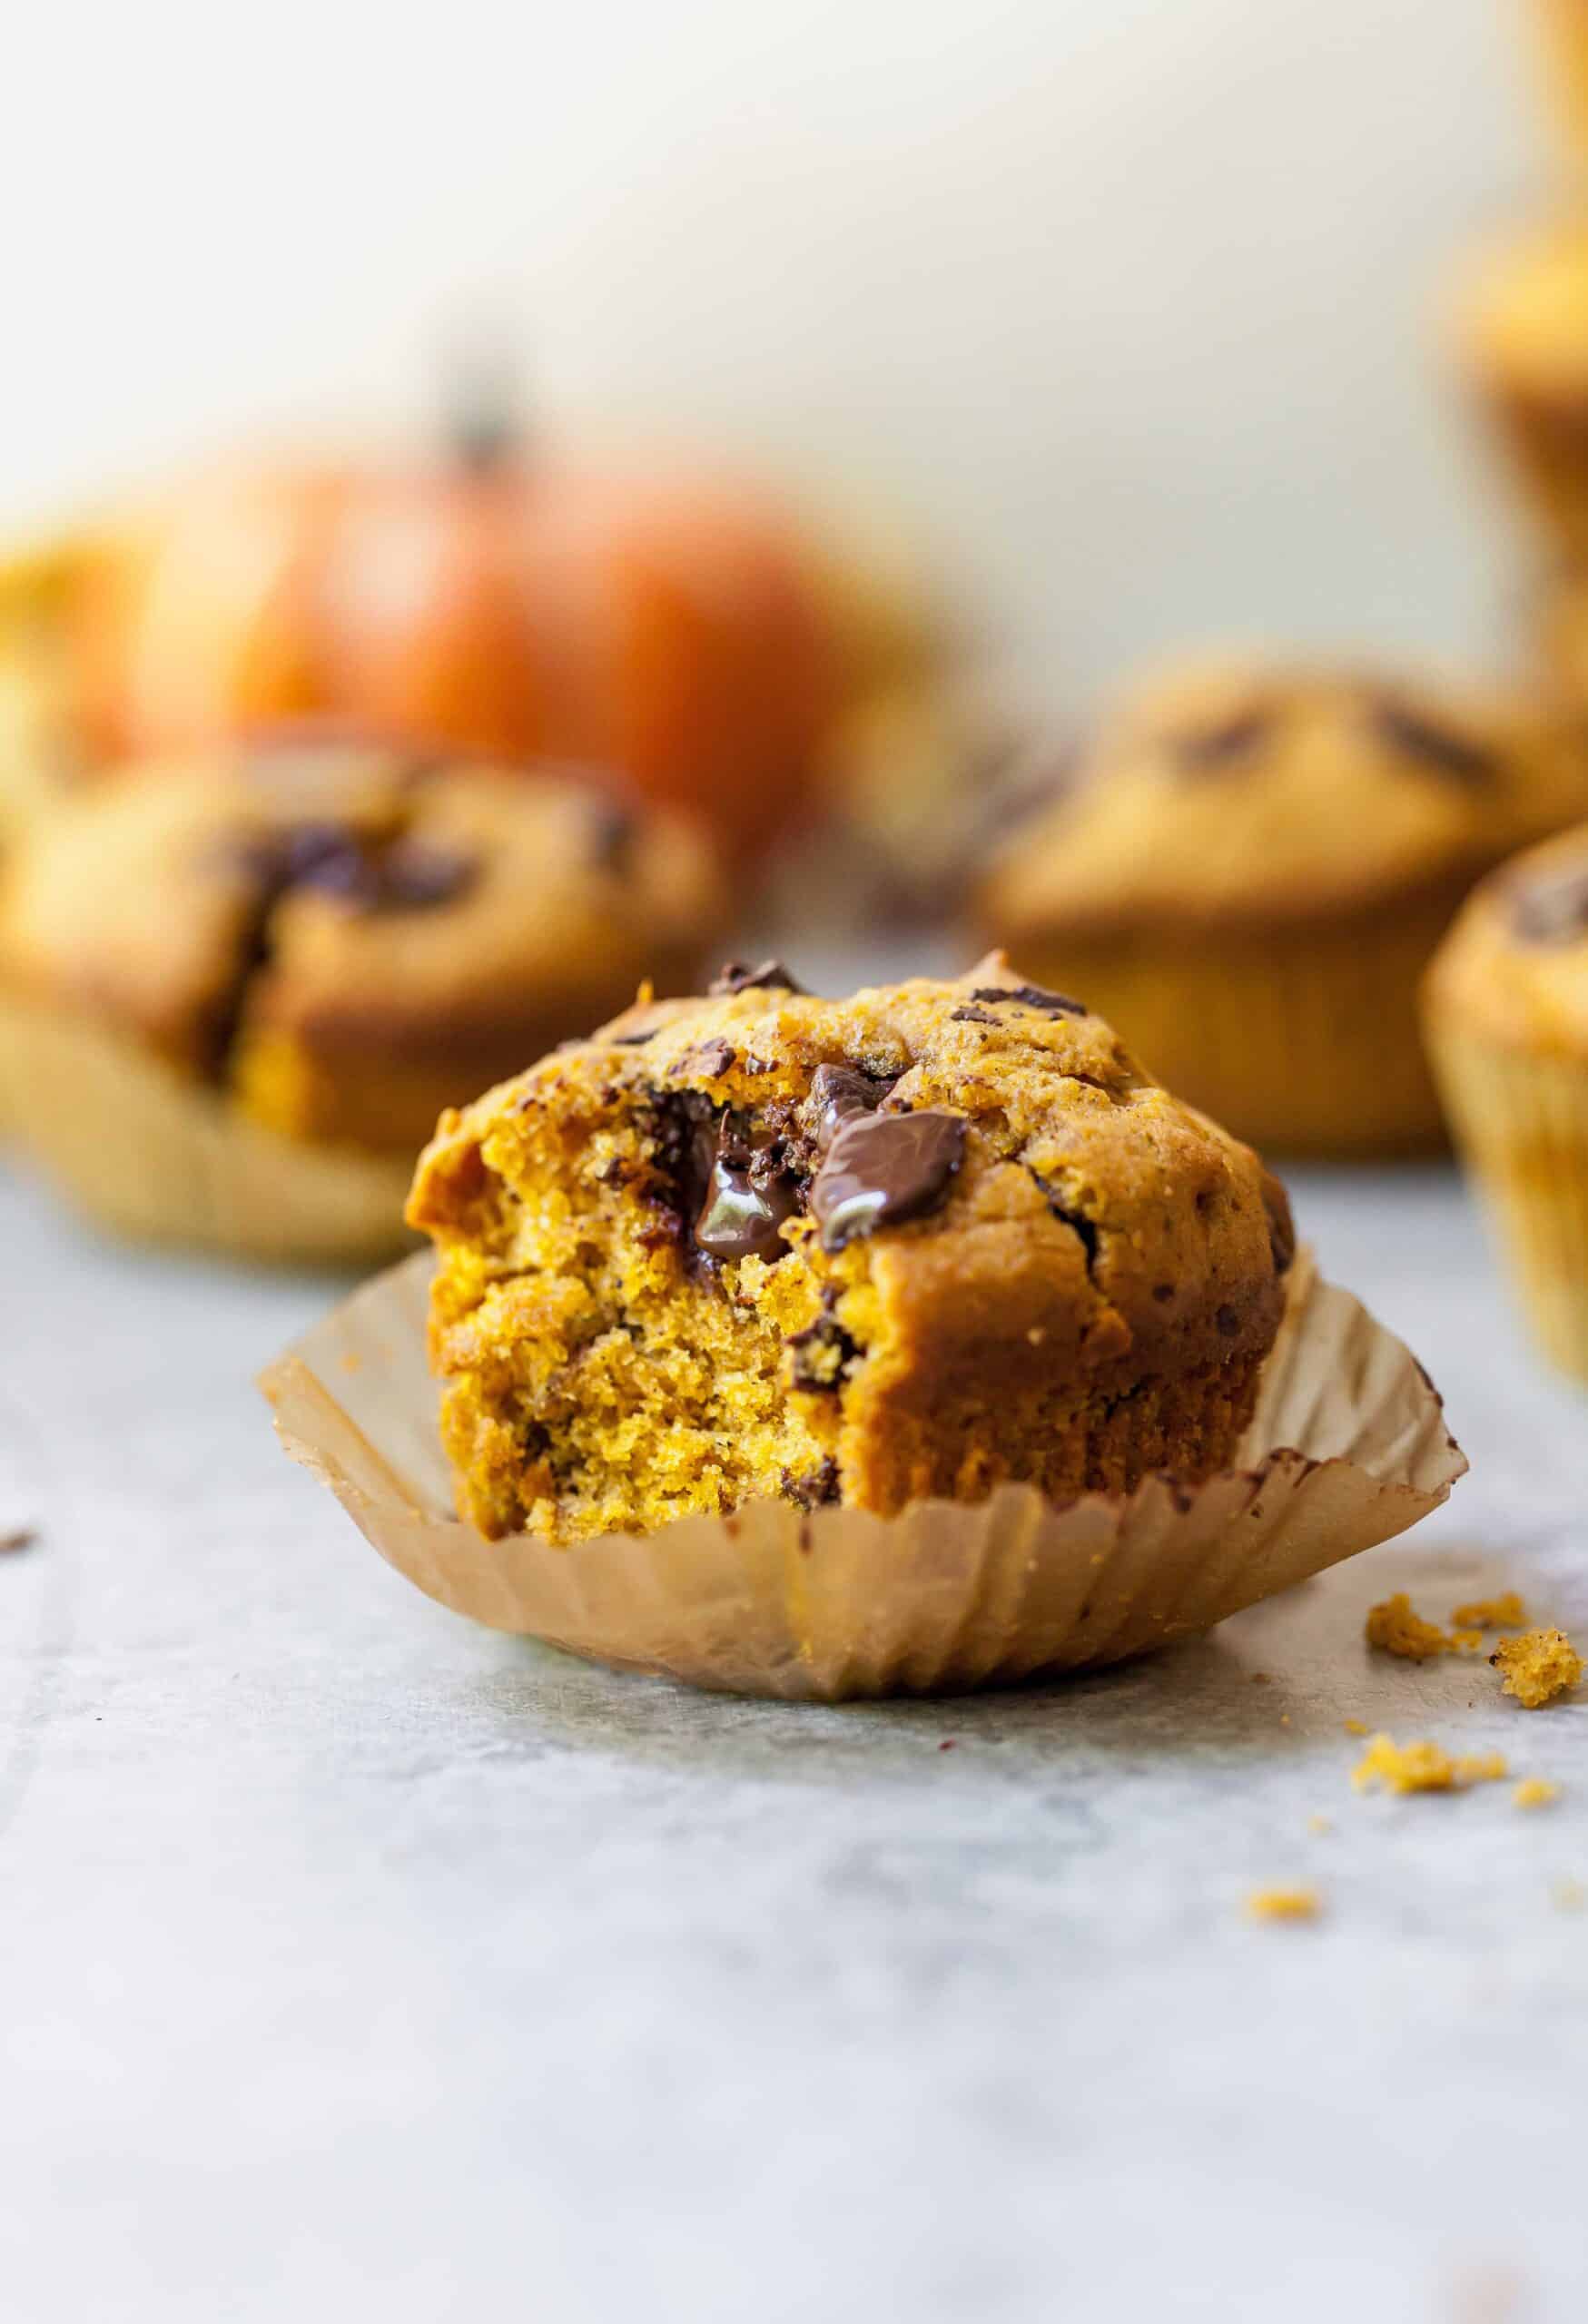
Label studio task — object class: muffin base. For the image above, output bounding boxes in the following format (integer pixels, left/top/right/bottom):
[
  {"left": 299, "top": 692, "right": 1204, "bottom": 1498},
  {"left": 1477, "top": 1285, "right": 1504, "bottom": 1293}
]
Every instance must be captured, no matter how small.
[
  {"left": 999, "top": 901, "right": 1461, "bottom": 1157},
  {"left": 1425, "top": 1021, "right": 1588, "bottom": 1384}
]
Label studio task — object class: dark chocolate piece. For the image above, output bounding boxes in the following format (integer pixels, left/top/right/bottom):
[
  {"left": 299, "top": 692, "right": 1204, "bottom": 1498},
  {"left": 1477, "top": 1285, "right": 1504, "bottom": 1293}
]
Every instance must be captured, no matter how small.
[
  {"left": 969, "top": 983, "right": 1087, "bottom": 1019},
  {"left": 693, "top": 1121, "right": 802, "bottom": 1265},
  {"left": 810, "top": 1110, "right": 966, "bottom": 1252},
  {"left": 781, "top": 1458, "right": 840, "bottom": 1512},
  {"left": 709, "top": 960, "right": 807, "bottom": 997},
  {"left": 612, "top": 1029, "right": 656, "bottom": 1047},
  {"left": 0, "top": 1526, "right": 38, "bottom": 1553},
  {"left": 1509, "top": 862, "right": 1588, "bottom": 947},
  {"left": 587, "top": 797, "right": 636, "bottom": 872},
  {"left": 950, "top": 1004, "right": 1000, "bottom": 1026},
  {"left": 682, "top": 1037, "right": 737, "bottom": 1081},
  {"left": 1027, "top": 1169, "right": 1099, "bottom": 1276},
  {"left": 1215, "top": 1305, "right": 1241, "bottom": 1338},
  {"left": 1168, "top": 706, "right": 1271, "bottom": 772},
  {"left": 374, "top": 838, "right": 478, "bottom": 911},
  {"left": 1369, "top": 694, "right": 1495, "bottom": 787},
  {"left": 808, "top": 1062, "right": 893, "bottom": 1152},
  {"left": 784, "top": 1301, "right": 859, "bottom": 1394}
]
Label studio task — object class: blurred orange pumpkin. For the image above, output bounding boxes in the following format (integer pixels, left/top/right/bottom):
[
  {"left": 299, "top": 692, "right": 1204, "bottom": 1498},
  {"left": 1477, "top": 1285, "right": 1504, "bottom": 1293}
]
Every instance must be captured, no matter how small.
[{"left": 67, "top": 437, "right": 841, "bottom": 859}]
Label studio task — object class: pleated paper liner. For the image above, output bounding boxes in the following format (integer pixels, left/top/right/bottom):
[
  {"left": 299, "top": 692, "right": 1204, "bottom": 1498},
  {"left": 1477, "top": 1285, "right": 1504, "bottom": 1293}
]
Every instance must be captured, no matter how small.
[
  {"left": 259, "top": 1246, "right": 1467, "bottom": 1700},
  {"left": 1425, "top": 1019, "right": 1588, "bottom": 1385},
  {"left": 0, "top": 998, "right": 414, "bottom": 1265}
]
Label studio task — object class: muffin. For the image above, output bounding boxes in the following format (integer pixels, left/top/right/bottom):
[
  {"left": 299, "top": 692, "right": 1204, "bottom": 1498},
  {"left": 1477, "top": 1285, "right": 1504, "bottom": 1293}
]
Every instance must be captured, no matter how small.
[
  {"left": 407, "top": 954, "right": 1294, "bottom": 1544},
  {"left": 1453, "top": 218, "right": 1588, "bottom": 557},
  {"left": 1527, "top": 4, "right": 1588, "bottom": 166},
  {"left": 972, "top": 655, "right": 1588, "bottom": 1155},
  {"left": 0, "top": 738, "right": 725, "bottom": 1245},
  {"left": 1424, "top": 823, "right": 1588, "bottom": 1383}
]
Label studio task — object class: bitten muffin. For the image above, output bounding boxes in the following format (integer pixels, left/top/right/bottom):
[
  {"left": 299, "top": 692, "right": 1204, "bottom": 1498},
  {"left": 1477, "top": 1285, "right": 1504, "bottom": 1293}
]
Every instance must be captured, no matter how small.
[
  {"left": 972, "top": 655, "right": 1588, "bottom": 1155},
  {"left": 0, "top": 738, "right": 725, "bottom": 1159},
  {"left": 1453, "top": 219, "right": 1588, "bottom": 557},
  {"left": 408, "top": 955, "right": 1295, "bottom": 1543},
  {"left": 1424, "top": 824, "right": 1588, "bottom": 1384}
]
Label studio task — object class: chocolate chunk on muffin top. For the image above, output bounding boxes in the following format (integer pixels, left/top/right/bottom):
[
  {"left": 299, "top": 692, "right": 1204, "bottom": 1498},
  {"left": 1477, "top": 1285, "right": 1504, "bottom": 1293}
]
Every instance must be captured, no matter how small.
[
  {"left": 408, "top": 953, "right": 1294, "bottom": 1543},
  {"left": 0, "top": 740, "right": 725, "bottom": 1155}
]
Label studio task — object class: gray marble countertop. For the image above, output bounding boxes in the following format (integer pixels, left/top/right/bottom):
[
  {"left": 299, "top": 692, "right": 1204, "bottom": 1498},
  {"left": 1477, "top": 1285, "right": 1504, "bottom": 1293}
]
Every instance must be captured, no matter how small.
[{"left": 3, "top": 1141, "right": 1585, "bottom": 2324}]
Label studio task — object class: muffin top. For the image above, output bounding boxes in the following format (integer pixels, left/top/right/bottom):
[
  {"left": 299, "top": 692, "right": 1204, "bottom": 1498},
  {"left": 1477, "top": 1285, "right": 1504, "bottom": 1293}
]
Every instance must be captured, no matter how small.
[
  {"left": 1425, "top": 822, "right": 1588, "bottom": 1052},
  {"left": 976, "top": 655, "right": 1588, "bottom": 940},
  {"left": 1453, "top": 219, "right": 1588, "bottom": 392},
  {"left": 413, "top": 950, "right": 1294, "bottom": 1387},
  {"left": 0, "top": 737, "right": 725, "bottom": 1087}
]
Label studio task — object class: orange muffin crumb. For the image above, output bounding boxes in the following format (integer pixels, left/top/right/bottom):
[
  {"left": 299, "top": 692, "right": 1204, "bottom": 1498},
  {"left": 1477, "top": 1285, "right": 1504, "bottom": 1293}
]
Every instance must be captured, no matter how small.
[
  {"left": 1448, "top": 1628, "right": 1484, "bottom": 1652},
  {"left": 1513, "top": 1777, "right": 1561, "bottom": 1809},
  {"left": 1343, "top": 1718, "right": 1368, "bottom": 1736},
  {"left": 1352, "top": 1733, "right": 1509, "bottom": 1795},
  {"left": 1246, "top": 1886, "right": 1321, "bottom": 1923},
  {"left": 1452, "top": 1591, "right": 1526, "bottom": 1629},
  {"left": 1491, "top": 1629, "right": 1583, "bottom": 1709},
  {"left": 1365, "top": 1592, "right": 1452, "bottom": 1661}
]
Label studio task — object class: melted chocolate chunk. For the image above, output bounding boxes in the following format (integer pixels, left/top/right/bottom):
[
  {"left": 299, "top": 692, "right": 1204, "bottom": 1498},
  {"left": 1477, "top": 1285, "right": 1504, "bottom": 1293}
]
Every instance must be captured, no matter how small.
[
  {"left": 1168, "top": 706, "right": 1271, "bottom": 772},
  {"left": 230, "top": 823, "right": 475, "bottom": 912},
  {"left": 781, "top": 1457, "right": 840, "bottom": 1512},
  {"left": 950, "top": 1004, "right": 1000, "bottom": 1026},
  {"left": 1027, "top": 1169, "right": 1099, "bottom": 1277},
  {"left": 808, "top": 1062, "right": 893, "bottom": 1152},
  {"left": 683, "top": 1037, "right": 737, "bottom": 1080},
  {"left": 810, "top": 1110, "right": 966, "bottom": 1252},
  {"left": 969, "top": 983, "right": 1088, "bottom": 1019},
  {"left": 693, "top": 1120, "right": 802, "bottom": 1264},
  {"left": 1510, "top": 862, "right": 1588, "bottom": 946},
  {"left": 374, "top": 838, "right": 478, "bottom": 911},
  {"left": 709, "top": 960, "right": 807, "bottom": 997},
  {"left": 612, "top": 1029, "right": 656, "bottom": 1047},
  {"left": 1369, "top": 695, "right": 1495, "bottom": 787}
]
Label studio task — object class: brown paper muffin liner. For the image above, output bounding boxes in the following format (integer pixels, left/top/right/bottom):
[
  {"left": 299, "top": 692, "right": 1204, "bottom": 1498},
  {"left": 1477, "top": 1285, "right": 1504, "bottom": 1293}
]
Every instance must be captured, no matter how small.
[
  {"left": 1425, "top": 1019, "right": 1588, "bottom": 1384},
  {"left": 1000, "top": 903, "right": 1459, "bottom": 1156},
  {"left": 0, "top": 998, "right": 414, "bottom": 1264},
  {"left": 259, "top": 1247, "right": 1466, "bottom": 1699}
]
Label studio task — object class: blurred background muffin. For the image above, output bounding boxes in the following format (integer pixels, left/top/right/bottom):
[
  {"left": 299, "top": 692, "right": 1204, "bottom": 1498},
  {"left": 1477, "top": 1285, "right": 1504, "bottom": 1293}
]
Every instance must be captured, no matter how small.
[
  {"left": 0, "top": 737, "right": 725, "bottom": 1248},
  {"left": 972, "top": 654, "right": 1588, "bottom": 1155},
  {"left": 1425, "top": 820, "right": 1588, "bottom": 1381}
]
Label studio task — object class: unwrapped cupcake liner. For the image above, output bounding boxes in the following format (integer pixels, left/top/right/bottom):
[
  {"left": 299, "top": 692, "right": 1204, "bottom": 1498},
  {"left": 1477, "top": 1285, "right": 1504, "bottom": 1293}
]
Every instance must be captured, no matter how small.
[
  {"left": 1426, "top": 1020, "right": 1588, "bottom": 1384},
  {"left": 0, "top": 998, "right": 414, "bottom": 1264},
  {"left": 259, "top": 1246, "right": 1467, "bottom": 1699}
]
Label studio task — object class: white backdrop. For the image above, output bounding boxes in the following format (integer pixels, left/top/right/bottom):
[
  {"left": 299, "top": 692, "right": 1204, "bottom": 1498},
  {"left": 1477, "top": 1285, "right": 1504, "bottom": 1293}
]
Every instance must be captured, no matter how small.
[{"left": 3, "top": 0, "right": 1548, "bottom": 703}]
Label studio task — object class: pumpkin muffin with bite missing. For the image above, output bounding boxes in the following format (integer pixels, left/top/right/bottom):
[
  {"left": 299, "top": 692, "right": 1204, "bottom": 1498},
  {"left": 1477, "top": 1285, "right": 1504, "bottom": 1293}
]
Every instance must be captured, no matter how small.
[
  {"left": 972, "top": 655, "right": 1588, "bottom": 1155},
  {"left": 408, "top": 955, "right": 1295, "bottom": 1543},
  {"left": 0, "top": 734, "right": 725, "bottom": 1179},
  {"left": 1425, "top": 822, "right": 1588, "bottom": 1384}
]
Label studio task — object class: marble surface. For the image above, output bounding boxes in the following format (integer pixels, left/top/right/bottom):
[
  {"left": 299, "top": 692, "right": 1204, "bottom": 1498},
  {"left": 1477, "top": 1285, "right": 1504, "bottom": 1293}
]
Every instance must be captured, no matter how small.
[{"left": 2, "top": 1153, "right": 1585, "bottom": 2324}]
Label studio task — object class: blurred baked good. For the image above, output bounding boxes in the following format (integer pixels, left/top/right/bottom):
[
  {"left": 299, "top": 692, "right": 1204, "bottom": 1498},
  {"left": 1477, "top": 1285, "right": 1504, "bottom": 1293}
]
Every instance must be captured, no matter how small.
[
  {"left": 1424, "top": 822, "right": 1588, "bottom": 1382},
  {"left": 0, "top": 737, "right": 726, "bottom": 1161},
  {"left": 408, "top": 953, "right": 1293, "bottom": 1543},
  {"left": 1453, "top": 218, "right": 1588, "bottom": 557},
  {"left": 972, "top": 654, "right": 1588, "bottom": 1155}
]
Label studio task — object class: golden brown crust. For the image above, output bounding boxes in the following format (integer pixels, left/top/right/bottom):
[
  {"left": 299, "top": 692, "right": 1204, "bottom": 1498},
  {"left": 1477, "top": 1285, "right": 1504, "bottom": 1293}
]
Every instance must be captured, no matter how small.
[
  {"left": 974, "top": 656, "right": 1588, "bottom": 941},
  {"left": 409, "top": 953, "right": 1291, "bottom": 1541},
  {"left": 0, "top": 743, "right": 727, "bottom": 1155},
  {"left": 1424, "top": 822, "right": 1588, "bottom": 1054}
]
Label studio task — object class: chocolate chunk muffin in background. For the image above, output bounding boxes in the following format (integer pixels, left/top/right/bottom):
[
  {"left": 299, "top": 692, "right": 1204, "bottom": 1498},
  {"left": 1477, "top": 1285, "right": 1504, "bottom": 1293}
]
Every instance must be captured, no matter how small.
[
  {"left": 408, "top": 952, "right": 1294, "bottom": 1544},
  {"left": 1424, "top": 822, "right": 1588, "bottom": 1384},
  {"left": 970, "top": 653, "right": 1588, "bottom": 1157},
  {"left": 0, "top": 739, "right": 726, "bottom": 1255},
  {"left": 1452, "top": 217, "right": 1588, "bottom": 560}
]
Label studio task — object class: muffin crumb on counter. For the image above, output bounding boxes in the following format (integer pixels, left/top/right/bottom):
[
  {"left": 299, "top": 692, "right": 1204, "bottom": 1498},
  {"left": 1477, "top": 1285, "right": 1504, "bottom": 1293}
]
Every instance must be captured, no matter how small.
[
  {"left": 1246, "top": 1886, "right": 1321, "bottom": 1924},
  {"left": 1352, "top": 1734, "right": 1509, "bottom": 1796},
  {"left": 1491, "top": 1629, "right": 1584, "bottom": 1709}
]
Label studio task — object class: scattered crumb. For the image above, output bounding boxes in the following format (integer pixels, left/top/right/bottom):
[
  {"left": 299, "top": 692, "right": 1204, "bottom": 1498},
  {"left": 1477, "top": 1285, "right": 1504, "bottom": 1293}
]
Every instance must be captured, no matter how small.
[
  {"left": 1448, "top": 1629, "right": 1485, "bottom": 1653},
  {"left": 1343, "top": 1718, "right": 1367, "bottom": 1736},
  {"left": 1249, "top": 1671, "right": 1272, "bottom": 1686},
  {"left": 1307, "top": 1814, "right": 1333, "bottom": 1836},
  {"left": 1246, "top": 1886, "right": 1321, "bottom": 1924},
  {"left": 1365, "top": 1592, "right": 1452, "bottom": 1661},
  {"left": 1491, "top": 1630, "right": 1583, "bottom": 1710},
  {"left": 0, "top": 1527, "right": 38, "bottom": 1554},
  {"left": 1279, "top": 1714, "right": 1291, "bottom": 1728},
  {"left": 1513, "top": 1778, "right": 1560, "bottom": 1811},
  {"left": 937, "top": 1739, "right": 957, "bottom": 1753},
  {"left": 1553, "top": 1878, "right": 1585, "bottom": 1912},
  {"left": 1452, "top": 1592, "right": 1526, "bottom": 1630},
  {"left": 1352, "top": 1733, "right": 1509, "bottom": 1796}
]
